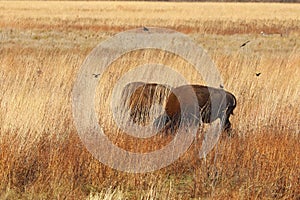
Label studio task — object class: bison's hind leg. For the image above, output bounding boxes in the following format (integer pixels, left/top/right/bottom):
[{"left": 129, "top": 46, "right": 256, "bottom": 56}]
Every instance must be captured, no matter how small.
[{"left": 220, "top": 117, "right": 236, "bottom": 138}]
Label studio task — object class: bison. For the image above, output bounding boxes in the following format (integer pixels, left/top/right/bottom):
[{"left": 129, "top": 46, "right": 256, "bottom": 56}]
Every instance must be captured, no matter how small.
[
  {"left": 155, "top": 85, "right": 236, "bottom": 133},
  {"left": 121, "top": 82, "right": 172, "bottom": 125}
]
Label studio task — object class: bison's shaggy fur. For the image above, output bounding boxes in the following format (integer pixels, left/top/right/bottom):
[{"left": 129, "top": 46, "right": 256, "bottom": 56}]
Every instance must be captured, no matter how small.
[{"left": 121, "top": 82, "right": 172, "bottom": 125}]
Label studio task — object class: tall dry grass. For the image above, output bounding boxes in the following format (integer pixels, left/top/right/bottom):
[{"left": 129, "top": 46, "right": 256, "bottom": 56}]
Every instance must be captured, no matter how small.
[
  {"left": 1, "top": 2, "right": 300, "bottom": 35},
  {"left": 0, "top": 1, "right": 299, "bottom": 199}
]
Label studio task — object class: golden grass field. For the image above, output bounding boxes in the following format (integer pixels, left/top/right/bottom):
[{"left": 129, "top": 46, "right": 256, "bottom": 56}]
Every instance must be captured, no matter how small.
[{"left": 0, "top": 1, "right": 299, "bottom": 199}]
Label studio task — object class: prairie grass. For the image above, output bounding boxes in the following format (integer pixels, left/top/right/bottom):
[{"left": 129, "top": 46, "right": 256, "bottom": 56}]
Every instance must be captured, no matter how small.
[{"left": 0, "top": 1, "right": 299, "bottom": 199}]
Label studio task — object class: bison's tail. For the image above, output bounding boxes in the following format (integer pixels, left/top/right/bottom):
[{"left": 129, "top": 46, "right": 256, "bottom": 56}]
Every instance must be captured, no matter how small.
[{"left": 232, "top": 94, "right": 237, "bottom": 109}]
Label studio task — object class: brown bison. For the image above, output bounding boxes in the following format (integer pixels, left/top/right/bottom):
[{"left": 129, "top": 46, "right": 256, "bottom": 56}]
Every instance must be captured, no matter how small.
[
  {"left": 155, "top": 85, "right": 236, "bottom": 132},
  {"left": 121, "top": 82, "right": 172, "bottom": 125}
]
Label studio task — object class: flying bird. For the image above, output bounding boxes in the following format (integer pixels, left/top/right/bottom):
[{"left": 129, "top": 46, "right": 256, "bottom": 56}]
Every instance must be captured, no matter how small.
[
  {"left": 220, "top": 84, "right": 224, "bottom": 89},
  {"left": 143, "top": 26, "right": 149, "bottom": 31},
  {"left": 255, "top": 72, "right": 261, "bottom": 77},
  {"left": 37, "top": 68, "right": 42, "bottom": 75},
  {"left": 240, "top": 40, "right": 250, "bottom": 48},
  {"left": 93, "top": 73, "right": 100, "bottom": 78}
]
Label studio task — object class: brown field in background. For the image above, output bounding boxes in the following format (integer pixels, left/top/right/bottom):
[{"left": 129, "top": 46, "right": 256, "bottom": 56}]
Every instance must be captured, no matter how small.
[{"left": 0, "top": 1, "right": 299, "bottom": 199}]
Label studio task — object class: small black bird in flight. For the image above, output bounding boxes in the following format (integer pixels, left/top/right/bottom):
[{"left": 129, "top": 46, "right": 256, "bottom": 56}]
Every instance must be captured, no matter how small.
[
  {"left": 240, "top": 40, "right": 250, "bottom": 48},
  {"left": 37, "top": 68, "right": 42, "bottom": 75},
  {"left": 255, "top": 72, "right": 261, "bottom": 77},
  {"left": 93, "top": 73, "right": 100, "bottom": 78},
  {"left": 143, "top": 26, "right": 149, "bottom": 31}
]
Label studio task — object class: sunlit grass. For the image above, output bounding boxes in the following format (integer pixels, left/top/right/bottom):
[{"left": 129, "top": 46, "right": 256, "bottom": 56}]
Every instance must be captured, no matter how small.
[{"left": 0, "top": 1, "right": 299, "bottom": 199}]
